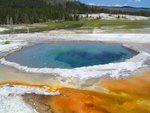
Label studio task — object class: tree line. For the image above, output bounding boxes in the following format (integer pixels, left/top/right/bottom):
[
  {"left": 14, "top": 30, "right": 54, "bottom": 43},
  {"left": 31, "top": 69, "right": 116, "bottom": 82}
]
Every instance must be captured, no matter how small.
[{"left": 0, "top": 0, "right": 149, "bottom": 24}]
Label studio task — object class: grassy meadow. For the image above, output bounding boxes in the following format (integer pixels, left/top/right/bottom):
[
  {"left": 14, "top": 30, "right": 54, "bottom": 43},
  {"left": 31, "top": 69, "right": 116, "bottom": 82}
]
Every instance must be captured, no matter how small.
[{"left": 1, "top": 19, "right": 150, "bottom": 34}]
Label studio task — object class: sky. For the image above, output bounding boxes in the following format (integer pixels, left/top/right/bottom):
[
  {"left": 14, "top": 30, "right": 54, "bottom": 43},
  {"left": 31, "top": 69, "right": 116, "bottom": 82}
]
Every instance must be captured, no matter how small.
[{"left": 80, "top": 0, "right": 150, "bottom": 8}]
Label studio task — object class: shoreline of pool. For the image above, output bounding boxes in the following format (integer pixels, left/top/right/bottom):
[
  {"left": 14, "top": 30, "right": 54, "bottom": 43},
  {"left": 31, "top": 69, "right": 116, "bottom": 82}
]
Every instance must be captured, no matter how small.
[{"left": 0, "top": 31, "right": 150, "bottom": 81}]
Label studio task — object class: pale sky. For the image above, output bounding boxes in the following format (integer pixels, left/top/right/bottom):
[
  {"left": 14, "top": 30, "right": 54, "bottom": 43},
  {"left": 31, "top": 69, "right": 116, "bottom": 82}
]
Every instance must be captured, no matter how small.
[{"left": 80, "top": 0, "right": 150, "bottom": 8}]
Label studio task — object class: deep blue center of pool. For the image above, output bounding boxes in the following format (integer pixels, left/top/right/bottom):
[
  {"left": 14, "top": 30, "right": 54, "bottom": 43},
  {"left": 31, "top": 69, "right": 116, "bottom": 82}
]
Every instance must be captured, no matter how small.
[{"left": 6, "top": 42, "right": 138, "bottom": 69}]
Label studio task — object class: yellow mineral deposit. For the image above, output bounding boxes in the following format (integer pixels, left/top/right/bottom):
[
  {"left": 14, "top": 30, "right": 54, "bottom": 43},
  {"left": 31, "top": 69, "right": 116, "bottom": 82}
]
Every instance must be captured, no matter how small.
[{"left": 0, "top": 71, "right": 150, "bottom": 113}]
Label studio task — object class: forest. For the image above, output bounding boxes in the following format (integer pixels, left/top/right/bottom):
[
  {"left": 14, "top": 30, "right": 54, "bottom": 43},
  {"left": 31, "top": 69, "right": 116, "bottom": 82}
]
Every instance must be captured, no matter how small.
[{"left": 0, "top": 0, "right": 150, "bottom": 24}]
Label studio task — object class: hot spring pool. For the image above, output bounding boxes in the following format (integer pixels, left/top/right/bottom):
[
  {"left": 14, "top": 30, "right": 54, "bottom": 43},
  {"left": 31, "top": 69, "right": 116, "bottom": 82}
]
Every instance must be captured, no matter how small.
[{"left": 6, "top": 42, "right": 138, "bottom": 69}]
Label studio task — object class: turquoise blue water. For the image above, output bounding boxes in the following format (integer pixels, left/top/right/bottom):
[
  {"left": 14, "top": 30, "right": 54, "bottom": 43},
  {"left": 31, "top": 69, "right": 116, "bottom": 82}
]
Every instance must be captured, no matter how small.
[{"left": 6, "top": 42, "right": 138, "bottom": 69}]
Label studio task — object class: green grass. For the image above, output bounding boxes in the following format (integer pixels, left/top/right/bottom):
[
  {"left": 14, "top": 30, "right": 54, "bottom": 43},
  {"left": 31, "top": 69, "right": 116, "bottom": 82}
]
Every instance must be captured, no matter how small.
[
  {"left": 1, "top": 21, "right": 81, "bottom": 34},
  {"left": 81, "top": 19, "right": 150, "bottom": 29},
  {"left": 32, "top": 21, "right": 81, "bottom": 31},
  {"left": 1, "top": 19, "right": 150, "bottom": 34}
]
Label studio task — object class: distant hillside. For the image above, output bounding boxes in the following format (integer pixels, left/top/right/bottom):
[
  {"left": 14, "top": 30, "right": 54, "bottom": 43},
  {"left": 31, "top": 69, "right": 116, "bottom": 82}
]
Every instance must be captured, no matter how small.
[
  {"left": 43, "top": 0, "right": 67, "bottom": 4},
  {"left": 0, "top": 0, "right": 72, "bottom": 7},
  {"left": 0, "top": 0, "right": 149, "bottom": 25},
  {"left": 0, "top": 0, "right": 47, "bottom": 7},
  {"left": 98, "top": 5, "right": 150, "bottom": 12},
  {"left": 0, "top": 0, "right": 83, "bottom": 24},
  {"left": 92, "top": 5, "right": 150, "bottom": 17}
]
